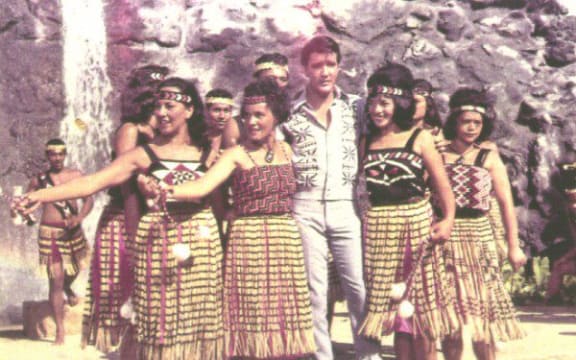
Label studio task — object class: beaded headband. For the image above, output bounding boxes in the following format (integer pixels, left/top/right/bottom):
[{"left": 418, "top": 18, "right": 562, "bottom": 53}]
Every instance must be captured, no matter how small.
[
  {"left": 206, "top": 97, "right": 235, "bottom": 106},
  {"left": 157, "top": 90, "right": 192, "bottom": 104},
  {"left": 46, "top": 144, "right": 67, "bottom": 152},
  {"left": 370, "top": 85, "right": 406, "bottom": 96},
  {"left": 254, "top": 62, "right": 289, "bottom": 74},
  {"left": 453, "top": 105, "right": 486, "bottom": 115},
  {"left": 242, "top": 95, "right": 267, "bottom": 105},
  {"left": 149, "top": 72, "right": 166, "bottom": 81}
]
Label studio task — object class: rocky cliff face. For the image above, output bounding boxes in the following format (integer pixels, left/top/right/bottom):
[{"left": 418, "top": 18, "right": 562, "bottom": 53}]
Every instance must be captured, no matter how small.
[{"left": 0, "top": 0, "right": 575, "bottom": 325}]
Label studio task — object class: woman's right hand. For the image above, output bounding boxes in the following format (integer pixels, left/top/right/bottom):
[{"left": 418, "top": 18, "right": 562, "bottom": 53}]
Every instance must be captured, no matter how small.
[{"left": 508, "top": 245, "right": 527, "bottom": 272}]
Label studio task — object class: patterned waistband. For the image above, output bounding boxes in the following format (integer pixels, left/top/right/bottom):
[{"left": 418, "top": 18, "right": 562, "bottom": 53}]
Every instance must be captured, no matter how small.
[
  {"left": 147, "top": 202, "right": 208, "bottom": 214},
  {"left": 370, "top": 196, "right": 426, "bottom": 207},
  {"left": 235, "top": 210, "right": 292, "bottom": 218},
  {"left": 455, "top": 208, "right": 486, "bottom": 218},
  {"left": 40, "top": 220, "right": 68, "bottom": 229}
]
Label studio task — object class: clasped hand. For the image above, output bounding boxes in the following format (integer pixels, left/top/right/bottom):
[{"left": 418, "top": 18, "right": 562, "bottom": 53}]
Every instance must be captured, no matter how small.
[{"left": 10, "top": 194, "right": 40, "bottom": 216}]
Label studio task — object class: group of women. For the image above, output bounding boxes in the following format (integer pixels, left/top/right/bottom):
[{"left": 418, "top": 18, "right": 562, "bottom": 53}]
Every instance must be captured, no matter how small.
[{"left": 11, "top": 49, "right": 526, "bottom": 360}]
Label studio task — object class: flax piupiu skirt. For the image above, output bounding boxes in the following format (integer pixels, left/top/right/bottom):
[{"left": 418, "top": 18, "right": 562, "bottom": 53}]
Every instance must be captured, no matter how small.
[
  {"left": 82, "top": 204, "right": 133, "bottom": 352},
  {"left": 359, "top": 199, "right": 458, "bottom": 341},
  {"left": 38, "top": 222, "right": 88, "bottom": 278},
  {"left": 445, "top": 215, "right": 524, "bottom": 343},
  {"left": 133, "top": 206, "right": 225, "bottom": 360},
  {"left": 224, "top": 214, "right": 315, "bottom": 359}
]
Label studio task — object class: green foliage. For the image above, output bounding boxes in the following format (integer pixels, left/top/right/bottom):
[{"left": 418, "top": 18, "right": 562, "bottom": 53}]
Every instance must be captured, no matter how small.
[
  {"left": 502, "top": 256, "right": 576, "bottom": 305},
  {"left": 503, "top": 257, "right": 549, "bottom": 305}
]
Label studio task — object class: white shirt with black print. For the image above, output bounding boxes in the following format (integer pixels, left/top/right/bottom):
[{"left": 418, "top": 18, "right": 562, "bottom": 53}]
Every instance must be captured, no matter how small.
[{"left": 281, "top": 87, "right": 364, "bottom": 201}]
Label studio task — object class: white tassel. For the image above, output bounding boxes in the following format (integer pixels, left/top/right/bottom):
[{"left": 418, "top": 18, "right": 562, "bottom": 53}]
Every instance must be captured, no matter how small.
[
  {"left": 146, "top": 198, "right": 156, "bottom": 208},
  {"left": 120, "top": 297, "right": 134, "bottom": 320},
  {"left": 398, "top": 300, "right": 415, "bottom": 319},
  {"left": 172, "top": 243, "right": 191, "bottom": 262},
  {"left": 390, "top": 282, "right": 407, "bottom": 302}
]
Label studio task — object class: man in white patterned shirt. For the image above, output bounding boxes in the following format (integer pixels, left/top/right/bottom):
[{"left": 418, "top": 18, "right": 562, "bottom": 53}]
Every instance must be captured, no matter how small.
[{"left": 280, "top": 36, "right": 380, "bottom": 360}]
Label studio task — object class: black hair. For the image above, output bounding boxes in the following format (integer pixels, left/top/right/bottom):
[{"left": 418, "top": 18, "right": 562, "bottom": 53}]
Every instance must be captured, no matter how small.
[
  {"left": 365, "top": 63, "right": 415, "bottom": 132},
  {"left": 157, "top": 77, "right": 209, "bottom": 151},
  {"left": 255, "top": 53, "right": 288, "bottom": 66},
  {"left": 46, "top": 138, "right": 66, "bottom": 146},
  {"left": 241, "top": 79, "right": 291, "bottom": 124},
  {"left": 443, "top": 88, "right": 495, "bottom": 143},
  {"left": 300, "top": 36, "right": 341, "bottom": 66},
  {"left": 412, "top": 79, "right": 442, "bottom": 129},
  {"left": 127, "top": 64, "right": 170, "bottom": 89},
  {"left": 254, "top": 53, "right": 289, "bottom": 78},
  {"left": 205, "top": 88, "right": 233, "bottom": 109},
  {"left": 121, "top": 64, "right": 170, "bottom": 124}
]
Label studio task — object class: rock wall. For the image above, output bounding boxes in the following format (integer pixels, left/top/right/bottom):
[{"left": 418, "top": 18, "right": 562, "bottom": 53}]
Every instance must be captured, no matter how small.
[
  {"left": 0, "top": 0, "right": 575, "bottom": 325},
  {"left": 0, "top": 0, "right": 64, "bottom": 325},
  {"left": 105, "top": 0, "right": 576, "bottom": 251}
]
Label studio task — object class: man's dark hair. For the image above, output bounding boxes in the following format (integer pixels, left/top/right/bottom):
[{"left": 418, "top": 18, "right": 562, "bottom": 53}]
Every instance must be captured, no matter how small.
[
  {"left": 300, "top": 36, "right": 341, "bottom": 66},
  {"left": 46, "top": 138, "right": 66, "bottom": 147}
]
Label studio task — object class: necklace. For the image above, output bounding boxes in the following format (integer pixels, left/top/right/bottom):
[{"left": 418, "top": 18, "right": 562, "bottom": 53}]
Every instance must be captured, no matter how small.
[
  {"left": 448, "top": 143, "right": 476, "bottom": 164},
  {"left": 265, "top": 146, "right": 274, "bottom": 163}
]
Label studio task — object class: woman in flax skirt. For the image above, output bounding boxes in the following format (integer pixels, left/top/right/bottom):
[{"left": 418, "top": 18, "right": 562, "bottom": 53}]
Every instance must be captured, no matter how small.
[
  {"left": 165, "top": 79, "right": 316, "bottom": 359},
  {"left": 358, "top": 63, "right": 458, "bottom": 360},
  {"left": 14, "top": 77, "right": 226, "bottom": 360},
  {"left": 81, "top": 64, "right": 168, "bottom": 354},
  {"left": 438, "top": 88, "right": 526, "bottom": 360}
]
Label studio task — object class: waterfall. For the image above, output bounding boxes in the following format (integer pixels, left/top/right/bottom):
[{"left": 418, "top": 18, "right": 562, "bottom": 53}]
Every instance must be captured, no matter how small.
[{"left": 60, "top": 0, "right": 113, "bottom": 242}]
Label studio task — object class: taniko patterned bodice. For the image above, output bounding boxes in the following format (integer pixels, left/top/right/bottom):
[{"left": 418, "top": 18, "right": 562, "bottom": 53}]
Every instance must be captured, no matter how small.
[
  {"left": 142, "top": 144, "right": 208, "bottom": 202},
  {"left": 232, "top": 164, "right": 297, "bottom": 217},
  {"left": 363, "top": 129, "right": 426, "bottom": 205},
  {"left": 444, "top": 148, "right": 492, "bottom": 212}
]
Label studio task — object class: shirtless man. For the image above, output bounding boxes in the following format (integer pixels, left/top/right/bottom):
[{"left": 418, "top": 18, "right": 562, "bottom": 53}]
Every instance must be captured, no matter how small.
[{"left": 26, "top": 138, "right": 93, "bottom": 344}]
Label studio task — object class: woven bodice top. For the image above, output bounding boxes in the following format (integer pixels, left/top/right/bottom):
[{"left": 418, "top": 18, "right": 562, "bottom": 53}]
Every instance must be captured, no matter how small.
[
  {"left": 444, "top": 149, "right": 492, "bottom": 212},
  {"left": 232, "top": 164, "right": 296, "bottom": 216},
  {"left": 363, "top": 129, "right": 426, "bottom": 205},
  {"left": 142, "top": 144, "right": 208, "bottom": 203}
]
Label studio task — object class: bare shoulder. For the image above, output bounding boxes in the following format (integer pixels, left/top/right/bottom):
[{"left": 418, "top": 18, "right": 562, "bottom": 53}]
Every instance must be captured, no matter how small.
[
  {"left": 224, "top": 144, "right": 246, "bottom": 159},
  {"left": 115, "top": 122, "right": 139, "bottom": 140},
  {"left": 480, "top": 140, "right": 499, "bottom": 152},
  {"left": 413, "top": 128, "right": 435, "bottom": 155},
  {"left": 484, "top": 148, "right": 503, "bottom": 170}
]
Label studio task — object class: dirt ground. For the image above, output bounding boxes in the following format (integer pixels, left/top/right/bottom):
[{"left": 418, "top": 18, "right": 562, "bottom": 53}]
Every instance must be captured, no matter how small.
[{"left": 0, "top": 303, "right": 574, "bottom": 359}]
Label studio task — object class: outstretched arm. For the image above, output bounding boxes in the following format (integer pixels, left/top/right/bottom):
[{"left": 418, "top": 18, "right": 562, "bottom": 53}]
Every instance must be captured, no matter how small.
[
  {"left": 488, "top": 151, "right": 526, "bottom": 271},
  {"left": 20, "top": 148, "right": 148, "bottom": 209},
  {"left": 169, "top": 147, "right": 239, "bottom": 201}
]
